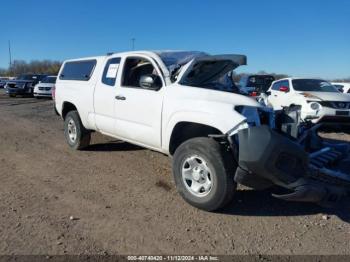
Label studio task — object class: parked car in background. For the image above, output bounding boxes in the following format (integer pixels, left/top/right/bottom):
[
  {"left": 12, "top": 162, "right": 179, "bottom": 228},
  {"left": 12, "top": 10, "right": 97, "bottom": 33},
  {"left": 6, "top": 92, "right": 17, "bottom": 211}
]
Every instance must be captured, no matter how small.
[
  {"left": 331, "top": 82, "right": 350, "bottom": 94},
  {"left": 267, "top": 78, "right": 350, "bottom": 123},
  {"left": 239, "top": 74, "right": 275, "bottom": 96},
  {"left": 54, "top": 51, "right": 350, "bottom": 211},
  {"left": 5, "top": 74, "right": 47, "bottom": 97},
  {"left": 34, "top": 75, "right": 57, "bottom": 98},
  {"left": 0, "top": 77, "right": 10, "bottom": 88}
]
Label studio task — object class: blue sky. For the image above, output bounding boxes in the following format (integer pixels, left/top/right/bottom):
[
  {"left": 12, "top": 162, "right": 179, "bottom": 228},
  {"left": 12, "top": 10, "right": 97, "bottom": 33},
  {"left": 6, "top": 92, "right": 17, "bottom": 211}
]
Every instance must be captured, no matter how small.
[{"left": 0, "top": 0, "right": 349, "bottom": 79}]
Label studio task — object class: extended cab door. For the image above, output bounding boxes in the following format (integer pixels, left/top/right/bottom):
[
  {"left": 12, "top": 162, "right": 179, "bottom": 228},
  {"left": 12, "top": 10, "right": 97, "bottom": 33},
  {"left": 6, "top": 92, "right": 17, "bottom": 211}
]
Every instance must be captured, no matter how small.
[
  {"left": 113, "top": 55, "right": 164, "bottom": 149},
  {"left": 93, "top": 57, "right": 121, "bottom": 134}
]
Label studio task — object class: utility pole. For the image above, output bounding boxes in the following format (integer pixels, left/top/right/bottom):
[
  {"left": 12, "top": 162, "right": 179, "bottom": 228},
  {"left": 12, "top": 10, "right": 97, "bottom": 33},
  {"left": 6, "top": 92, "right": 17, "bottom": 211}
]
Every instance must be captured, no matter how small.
[
  {"left": 131, "top": 38, "right": 135, "bottom": 50},
  {"left": 8, "top": 40, "right": 12, "bottom": 69}
]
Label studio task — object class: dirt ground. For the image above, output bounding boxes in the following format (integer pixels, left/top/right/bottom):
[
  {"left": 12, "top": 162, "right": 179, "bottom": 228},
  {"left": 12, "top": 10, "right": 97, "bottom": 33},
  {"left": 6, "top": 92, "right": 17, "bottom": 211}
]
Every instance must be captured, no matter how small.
[{"left": 0, "top": 89, "right": 350, "bottom": 255}]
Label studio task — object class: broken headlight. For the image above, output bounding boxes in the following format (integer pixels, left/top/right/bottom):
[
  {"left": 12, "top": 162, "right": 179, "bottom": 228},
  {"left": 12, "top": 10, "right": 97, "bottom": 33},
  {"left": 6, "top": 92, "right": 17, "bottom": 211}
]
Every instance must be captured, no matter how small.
[{"left": 235, "top": 106, "right": 275, "bottom": 128}]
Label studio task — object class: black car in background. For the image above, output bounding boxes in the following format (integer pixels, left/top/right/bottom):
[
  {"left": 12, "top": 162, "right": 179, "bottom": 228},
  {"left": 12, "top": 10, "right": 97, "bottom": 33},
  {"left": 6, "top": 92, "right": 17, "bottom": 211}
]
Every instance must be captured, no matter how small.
[
  {"left": 5, "top": 74, "right": 47, "bottom": 97},
  {"left": 239, "top": 74, "right": 275, "bottom": 96}
]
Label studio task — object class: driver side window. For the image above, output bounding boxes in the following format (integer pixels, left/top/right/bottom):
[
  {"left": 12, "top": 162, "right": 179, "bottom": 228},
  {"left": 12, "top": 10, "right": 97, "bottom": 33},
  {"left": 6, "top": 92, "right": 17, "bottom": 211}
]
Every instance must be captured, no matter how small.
[
  {"left": 272, "top": 80, "right": 289, "bottom": 91},
  {"left": 122, "top": 57, "right": 162, "bottom": 89}
]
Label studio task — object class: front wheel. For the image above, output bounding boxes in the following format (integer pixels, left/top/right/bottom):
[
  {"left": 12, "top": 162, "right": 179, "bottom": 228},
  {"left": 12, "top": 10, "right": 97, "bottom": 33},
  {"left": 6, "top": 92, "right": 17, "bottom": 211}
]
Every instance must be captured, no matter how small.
[
  {"left": 64, "top": 111, "right": 91, "bottom": 150},
  {"left": 172, "top": 137, "right": 237, "bottom": 211}
]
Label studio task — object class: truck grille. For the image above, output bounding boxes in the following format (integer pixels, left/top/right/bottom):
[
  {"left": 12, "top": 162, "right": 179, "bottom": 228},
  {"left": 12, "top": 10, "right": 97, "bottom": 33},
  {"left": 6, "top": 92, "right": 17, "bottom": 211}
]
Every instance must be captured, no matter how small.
[
  {"left": 320, "top": 101, "right": 350, "bottom": 109},
  {"left": 38, "top": 87, "right": 51, "bottom": 91},
  {"left": 7, "top": 83, "right": 17, "bottom": 88}
]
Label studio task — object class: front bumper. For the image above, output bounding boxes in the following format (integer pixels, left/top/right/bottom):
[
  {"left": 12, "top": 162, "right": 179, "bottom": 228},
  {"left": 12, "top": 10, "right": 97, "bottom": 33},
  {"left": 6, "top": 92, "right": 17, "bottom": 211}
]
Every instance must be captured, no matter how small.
[
  {"left": 302, "top": 106, "right": 350, "bottom": 123},
  {"left": 6, "top": 87, "right": 32, "bottom": 95},
  {"left": 34, "top": 91, "right": 52, "bottom": 97},
  {"left": 232, "top": 125, "right": 350, "bottom": 205}
]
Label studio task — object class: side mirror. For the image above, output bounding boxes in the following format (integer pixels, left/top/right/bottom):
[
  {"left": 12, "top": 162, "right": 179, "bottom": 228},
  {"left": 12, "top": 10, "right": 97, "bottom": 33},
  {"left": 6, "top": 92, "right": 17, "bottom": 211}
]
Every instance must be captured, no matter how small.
[
  {"left": 265, "top": 91, "right": 271, "bottom": 96},
  {"left": 139, "top": 74, "right": 162, "bottom": 90},
  {"left": 279, "top": 86, "right": 289, "bottom": 92}
]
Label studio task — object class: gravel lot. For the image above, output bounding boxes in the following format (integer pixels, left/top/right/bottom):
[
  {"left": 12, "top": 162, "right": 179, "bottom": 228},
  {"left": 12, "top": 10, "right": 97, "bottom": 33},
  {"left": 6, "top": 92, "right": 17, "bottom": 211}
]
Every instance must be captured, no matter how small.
[{"left": 0, "top": 88, "right": 350, "bottom": 255}]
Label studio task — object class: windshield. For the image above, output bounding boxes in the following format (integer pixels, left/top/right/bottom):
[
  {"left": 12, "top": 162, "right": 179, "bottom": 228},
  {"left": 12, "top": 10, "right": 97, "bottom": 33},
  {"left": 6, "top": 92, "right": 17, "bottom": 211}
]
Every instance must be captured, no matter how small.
[
  {"left": 41, "top": 76, "right": 57, "bottom": 83},
  {"left": 17, "top": 74, "right": 37, "bottom": 80},
  {"left": 157, "top": 51, "right": 207, "bottom": 68},
  {"left": 17, "top": 74, "right": 46, "bottom": 81},
  {"left": 156, "top": 51, "right": 242, "bottom": 93},
  {"left": 292, "top": 79, "right": 338, "bottom": 92},
  {"left": 156, "top": 51, "right": 207, "bottom": 81},
  {"left": 248, "top": 75, "right": 275, "bottom": 91}
]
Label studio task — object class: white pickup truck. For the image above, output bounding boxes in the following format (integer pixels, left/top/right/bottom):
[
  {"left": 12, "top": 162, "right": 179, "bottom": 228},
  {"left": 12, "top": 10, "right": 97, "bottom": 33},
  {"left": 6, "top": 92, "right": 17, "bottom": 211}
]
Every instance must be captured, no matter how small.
[{"left": 55, "top": 51, "right": 350, "bottom": 211}]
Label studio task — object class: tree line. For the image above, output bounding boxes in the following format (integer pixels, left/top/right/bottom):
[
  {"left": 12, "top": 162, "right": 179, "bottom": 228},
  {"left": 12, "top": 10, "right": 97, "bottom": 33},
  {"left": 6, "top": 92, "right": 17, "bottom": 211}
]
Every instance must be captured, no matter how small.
[{"left": 0, "top": 60, "right": 62, "bottom": 76}]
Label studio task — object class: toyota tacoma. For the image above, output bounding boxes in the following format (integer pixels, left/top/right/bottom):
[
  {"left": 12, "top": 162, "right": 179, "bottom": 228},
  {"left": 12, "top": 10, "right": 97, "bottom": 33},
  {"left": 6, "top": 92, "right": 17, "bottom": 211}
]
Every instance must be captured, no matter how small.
[{"left": 54, "top": 51, "right": 350, "bottom": 211}]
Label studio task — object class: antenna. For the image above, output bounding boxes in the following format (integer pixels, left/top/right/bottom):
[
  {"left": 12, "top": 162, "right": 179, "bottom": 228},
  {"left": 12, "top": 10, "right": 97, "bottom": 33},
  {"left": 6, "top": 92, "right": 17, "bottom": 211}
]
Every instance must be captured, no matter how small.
[
  {"left": 8, "top": 40, "right": 12, "bottom": 68},
  {"left": 131, "top": 38, "right": 135, "bottom": 50}
]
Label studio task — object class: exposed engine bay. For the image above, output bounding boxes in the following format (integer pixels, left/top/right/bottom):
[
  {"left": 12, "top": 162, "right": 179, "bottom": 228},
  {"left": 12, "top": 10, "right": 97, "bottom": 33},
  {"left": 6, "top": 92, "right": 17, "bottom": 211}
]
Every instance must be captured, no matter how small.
[{"left": 228, "top": 105, "right": 350, "bottom": 205}]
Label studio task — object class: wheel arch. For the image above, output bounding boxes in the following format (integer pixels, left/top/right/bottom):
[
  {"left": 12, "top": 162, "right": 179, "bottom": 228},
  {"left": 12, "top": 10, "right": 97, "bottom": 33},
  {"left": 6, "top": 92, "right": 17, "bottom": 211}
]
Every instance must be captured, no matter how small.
[
  {"left": 163, "top": 110, "right": 246, "bottom": 154},
  {"left": 61, "top": 101, "right": 78, "bottom": 120},
  {"left": 168, "top": 121, "right": 223, "bottom": 155}
]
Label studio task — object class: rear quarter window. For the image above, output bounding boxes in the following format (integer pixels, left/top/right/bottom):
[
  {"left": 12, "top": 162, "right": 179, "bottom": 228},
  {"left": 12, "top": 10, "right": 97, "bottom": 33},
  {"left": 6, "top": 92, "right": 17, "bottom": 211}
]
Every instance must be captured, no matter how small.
[
  {"left": 101, "top": 57, "right": 121, "bottom": 86},
  {"left": 59, "top": 60, "right": 97, "bottom": 81}
]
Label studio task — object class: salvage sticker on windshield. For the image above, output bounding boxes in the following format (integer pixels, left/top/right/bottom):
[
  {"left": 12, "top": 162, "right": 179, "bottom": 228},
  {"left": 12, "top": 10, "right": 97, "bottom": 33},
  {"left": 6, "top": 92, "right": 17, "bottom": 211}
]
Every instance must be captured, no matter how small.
[{"left": 106, "top": 64, "right": 119, "bottom": 78}]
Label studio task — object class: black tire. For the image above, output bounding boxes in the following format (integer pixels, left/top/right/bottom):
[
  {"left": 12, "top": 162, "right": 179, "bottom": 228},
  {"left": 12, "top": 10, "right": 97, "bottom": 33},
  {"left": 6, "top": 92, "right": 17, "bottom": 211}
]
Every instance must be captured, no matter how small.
[
  {"left": 172, "top": 137, "right": 237, "bottom": 211},
  {"left": 9, "top": 94, "right": 16, "bottom": 98},
  {"left": 64, "top": 110, "right": 91, "bottom": 150}
]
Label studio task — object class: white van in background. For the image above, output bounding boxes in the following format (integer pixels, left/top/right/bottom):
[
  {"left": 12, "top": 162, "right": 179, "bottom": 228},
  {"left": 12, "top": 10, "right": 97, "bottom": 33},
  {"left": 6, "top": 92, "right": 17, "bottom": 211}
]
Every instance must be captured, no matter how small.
[{"left": 34, "top": 76, "right": 57, "bottom": 98}]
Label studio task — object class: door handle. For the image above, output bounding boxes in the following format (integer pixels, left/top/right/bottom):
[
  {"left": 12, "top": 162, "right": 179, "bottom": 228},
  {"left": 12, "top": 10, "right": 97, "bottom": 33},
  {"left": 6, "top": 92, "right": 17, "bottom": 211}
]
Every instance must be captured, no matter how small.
[{"left": 115, "top": 95, "right": 126, "bottom": 100}]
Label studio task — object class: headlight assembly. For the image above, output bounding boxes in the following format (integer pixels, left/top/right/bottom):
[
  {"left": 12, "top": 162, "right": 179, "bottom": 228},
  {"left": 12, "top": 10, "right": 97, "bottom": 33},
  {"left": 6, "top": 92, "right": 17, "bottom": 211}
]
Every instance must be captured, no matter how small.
[{"left": 310, "top": 102, "right": 321, "bottom": 111}]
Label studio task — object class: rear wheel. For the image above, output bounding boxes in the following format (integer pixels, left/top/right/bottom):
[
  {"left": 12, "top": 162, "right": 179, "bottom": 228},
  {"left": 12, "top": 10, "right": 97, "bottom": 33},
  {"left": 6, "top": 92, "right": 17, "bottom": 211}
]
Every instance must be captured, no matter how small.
[
  {"left": 64, "top": 111, "right": 91, "bottom": 150},
  {"left": 172, "top": 137, "right": 237, "bottom": 211}
]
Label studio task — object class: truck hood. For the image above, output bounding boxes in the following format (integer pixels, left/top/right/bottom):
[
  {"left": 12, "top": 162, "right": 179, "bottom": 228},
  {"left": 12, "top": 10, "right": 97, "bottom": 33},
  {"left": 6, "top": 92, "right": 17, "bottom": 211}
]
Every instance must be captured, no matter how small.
[
  {"left": 178, "top": 54, "right": 247, "bottom": 86},
  {"left": 35, "top": 83, "right": 55, "bottom": 88},
  {"left": 6, "top": 80, "right": 33, "bottom": 88},
  {"left": 7, "top": 80, "right": 33, "bottom": 84},
  {"left": 300, "top": 91, "right": 350, "bottom": 102},
  {"left": 175, "top": 85, "right": 261, "bottom": 107}
]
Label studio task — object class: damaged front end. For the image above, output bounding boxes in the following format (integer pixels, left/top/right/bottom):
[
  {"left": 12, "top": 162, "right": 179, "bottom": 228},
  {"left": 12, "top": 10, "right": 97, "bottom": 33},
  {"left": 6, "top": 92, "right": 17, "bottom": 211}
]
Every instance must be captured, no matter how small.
[{"left": 228, "top": 106, "right": 350, "bottom": 205}]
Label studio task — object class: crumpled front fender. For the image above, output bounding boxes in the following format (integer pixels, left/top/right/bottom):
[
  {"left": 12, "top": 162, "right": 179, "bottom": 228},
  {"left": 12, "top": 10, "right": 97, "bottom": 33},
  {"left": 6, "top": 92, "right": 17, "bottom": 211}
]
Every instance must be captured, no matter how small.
[
  {"left": 234, "top": 125, "right": 350, "bottom": 204},
  {"left": 237, "top": 125, "right": 309, "bottom": 187}
]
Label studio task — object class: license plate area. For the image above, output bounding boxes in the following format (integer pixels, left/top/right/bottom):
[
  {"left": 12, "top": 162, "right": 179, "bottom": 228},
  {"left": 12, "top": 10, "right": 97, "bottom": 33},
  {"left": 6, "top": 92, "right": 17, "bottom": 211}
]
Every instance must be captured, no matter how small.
[{"left": 336, "top": 111, "right": 350, "bottom": 116}]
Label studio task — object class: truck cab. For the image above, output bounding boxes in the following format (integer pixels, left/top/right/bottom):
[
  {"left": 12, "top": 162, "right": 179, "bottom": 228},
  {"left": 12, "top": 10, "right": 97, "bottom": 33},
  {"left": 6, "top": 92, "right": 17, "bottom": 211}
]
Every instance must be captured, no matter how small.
[{"left": 55, "top": 51, "right": 252, "bottom": 153}]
